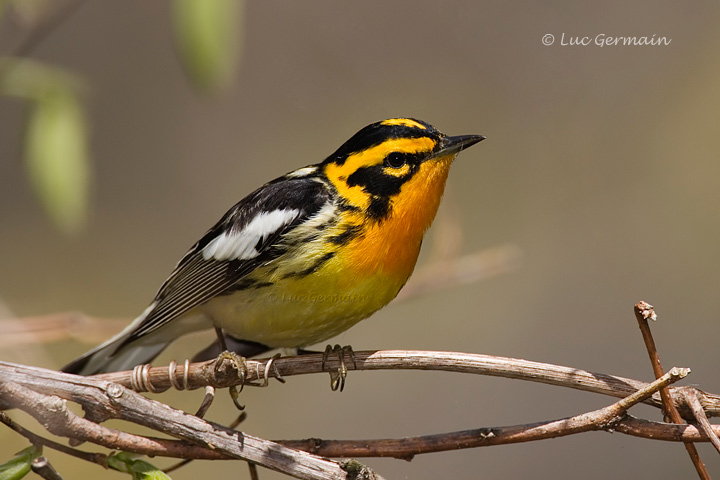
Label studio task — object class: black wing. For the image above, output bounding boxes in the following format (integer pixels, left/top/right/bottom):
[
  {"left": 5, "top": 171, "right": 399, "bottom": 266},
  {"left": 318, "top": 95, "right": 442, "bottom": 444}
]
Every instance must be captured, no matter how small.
[{"left": 120, "top": 174, "right": 332, "bottom": 345}]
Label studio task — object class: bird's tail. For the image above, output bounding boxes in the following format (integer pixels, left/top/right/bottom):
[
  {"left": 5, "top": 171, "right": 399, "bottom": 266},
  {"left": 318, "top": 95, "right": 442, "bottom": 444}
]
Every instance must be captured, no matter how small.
[{"left": 61, "top": 305, "right": 169, "bottom": 375}]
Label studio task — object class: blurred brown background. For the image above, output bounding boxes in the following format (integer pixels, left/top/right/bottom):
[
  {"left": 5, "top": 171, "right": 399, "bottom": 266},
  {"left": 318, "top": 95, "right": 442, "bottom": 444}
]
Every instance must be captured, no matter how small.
[{"left": 2, "top": 1, "right": 720, "bottom": 478}]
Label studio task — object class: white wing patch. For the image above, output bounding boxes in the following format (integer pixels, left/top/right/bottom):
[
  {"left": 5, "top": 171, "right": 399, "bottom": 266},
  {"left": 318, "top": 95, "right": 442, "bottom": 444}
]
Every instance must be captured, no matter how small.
[{"left": 202, "top": 209, "right": 300, "bottom": 261}]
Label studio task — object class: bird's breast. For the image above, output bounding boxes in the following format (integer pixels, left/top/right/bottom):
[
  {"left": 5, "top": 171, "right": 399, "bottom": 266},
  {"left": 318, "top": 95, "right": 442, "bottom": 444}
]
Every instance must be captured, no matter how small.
[{"left": 340, "top": 154, "right": 453, "bottom": 282}]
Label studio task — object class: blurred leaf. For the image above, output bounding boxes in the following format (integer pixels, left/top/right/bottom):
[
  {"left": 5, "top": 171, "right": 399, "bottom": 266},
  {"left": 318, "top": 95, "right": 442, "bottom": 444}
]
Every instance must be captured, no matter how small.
[
  {"left": 108, "top": 453, "right": 172, "bottom": 480},
  {"left": 25, "top": 87, "right": 90, "bottom": 235},
  {"left": 0, "top": 57, "right": 85, "bottom": 99},
  {"left": 173, "top": 0, "right": 243, "bottom": 93},
  {"left": 0, "top": 446, "right": 40, "bottom": 480},
  {"left": 0, "top": 58, "right": 90, "bottom": 234}
]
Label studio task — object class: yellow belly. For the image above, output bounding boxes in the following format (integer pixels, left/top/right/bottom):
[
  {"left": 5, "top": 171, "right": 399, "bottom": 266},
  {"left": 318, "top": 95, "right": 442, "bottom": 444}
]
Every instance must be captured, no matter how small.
[{"left": 201, "top": 253, "right": 406, "bottom": 347}]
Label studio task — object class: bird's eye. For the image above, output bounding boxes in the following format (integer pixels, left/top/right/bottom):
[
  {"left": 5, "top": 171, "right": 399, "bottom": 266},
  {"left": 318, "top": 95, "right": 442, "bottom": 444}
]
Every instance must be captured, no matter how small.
[{"left": 385, "top": 152, "right": 406, "bottom": 168}]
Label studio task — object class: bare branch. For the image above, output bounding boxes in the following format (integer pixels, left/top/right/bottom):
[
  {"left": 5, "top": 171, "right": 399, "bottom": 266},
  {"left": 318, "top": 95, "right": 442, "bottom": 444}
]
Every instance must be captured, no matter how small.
[
  {"left": 4, "top": 363, "right": 716, "bottom": 465},
  {"left": 0, "top": 382, "right": 225, "bottom": 461},
  {"left": 91, "top": 350, "right": 720, "bottom": 419},
  {"left": 279, "top": 368, "right": 688, "bottom": 457},
  {"left": 685, "top": 389, "right": 720, "bottom": 454},
  {"left": 0, "top": 365, "right": 381, "bottom": 480},
  {"left": 634, "top": 301, "right": 710, "bottom": 480},
  {"left": 617, "top": 416, "right": 720, "bottom": 442}
]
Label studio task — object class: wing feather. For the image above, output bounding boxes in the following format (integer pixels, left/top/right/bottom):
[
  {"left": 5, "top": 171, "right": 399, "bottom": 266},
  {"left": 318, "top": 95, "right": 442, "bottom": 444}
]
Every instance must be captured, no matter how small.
[{"left": 121, "top": 176, "right": 331, "bottom": 345}]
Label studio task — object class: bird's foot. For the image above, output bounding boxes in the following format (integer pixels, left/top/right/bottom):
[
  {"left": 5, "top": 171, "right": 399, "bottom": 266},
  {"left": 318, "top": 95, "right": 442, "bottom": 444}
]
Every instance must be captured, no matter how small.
[
  {"left": 322, "top": 344, "right": 357, "bottom": 392},
  {"left": 214, "top": 350, "right": 248, "bottom": 410}
]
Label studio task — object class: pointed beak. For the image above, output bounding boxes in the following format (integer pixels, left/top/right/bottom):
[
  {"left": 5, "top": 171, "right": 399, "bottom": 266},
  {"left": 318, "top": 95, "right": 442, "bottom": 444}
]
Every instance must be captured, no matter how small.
[{"left": 432, "top": 134, "right": 486, "bottom": 158}]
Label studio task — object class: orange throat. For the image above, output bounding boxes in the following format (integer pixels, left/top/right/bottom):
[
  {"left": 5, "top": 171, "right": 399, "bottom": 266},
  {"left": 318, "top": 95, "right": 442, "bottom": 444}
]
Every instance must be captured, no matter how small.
[{"left": 344, "top": 155, "right": 454, "bottom": 281}]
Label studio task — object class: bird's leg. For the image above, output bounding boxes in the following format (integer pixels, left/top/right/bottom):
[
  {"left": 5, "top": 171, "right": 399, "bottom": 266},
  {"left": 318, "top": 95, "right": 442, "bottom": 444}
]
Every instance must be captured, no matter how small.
[{"left": 215, "top": 326, "right": 230, "bottom": 351}]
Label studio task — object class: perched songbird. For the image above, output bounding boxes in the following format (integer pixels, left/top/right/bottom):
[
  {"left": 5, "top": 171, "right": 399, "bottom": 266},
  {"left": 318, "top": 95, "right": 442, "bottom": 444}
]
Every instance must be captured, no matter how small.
[{"left": 62, "top": 118, "right": 485, "bottom": 375}]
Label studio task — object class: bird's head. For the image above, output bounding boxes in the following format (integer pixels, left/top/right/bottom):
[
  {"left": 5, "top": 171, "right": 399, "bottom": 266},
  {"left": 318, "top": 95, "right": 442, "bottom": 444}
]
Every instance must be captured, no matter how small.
[{"left": 322, "top": 118, "right": 485, "bottom": 221}]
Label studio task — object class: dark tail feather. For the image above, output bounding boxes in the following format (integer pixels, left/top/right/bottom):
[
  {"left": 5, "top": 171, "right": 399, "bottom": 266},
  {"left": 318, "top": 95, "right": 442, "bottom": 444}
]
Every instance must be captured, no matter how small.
[
  {"left": 61, "top": 305, "right": 168, "bottom": 375},
  {"left": 61, "top": 338, "right": 168, "bottom": 375}
]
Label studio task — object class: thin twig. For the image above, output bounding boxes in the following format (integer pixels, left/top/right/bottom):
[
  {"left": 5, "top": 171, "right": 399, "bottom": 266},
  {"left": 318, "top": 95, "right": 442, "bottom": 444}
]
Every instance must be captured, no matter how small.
[
  {"left": 0, "top": 410, "right": 107, "bottom": 466},
  {"left": 163, "top": 412, "right": 247, "bottom": 473},
  {"left": 89, "top": 350, "right": 720, "bottom": 418},
  {"left": 634, "top": 301, "right": 710, "bottom": 480},
  {"left": 31, "top": 457, "right": 64, "bottom": 480},
  {"left": 279, "top": 369, "right": 689, "bottom": 458},
  {"left": 686, "top": 389, "right": 720, "bottom": 454},
  {"left": 616, "top": 416, "right": 720, "bottom": 442}
]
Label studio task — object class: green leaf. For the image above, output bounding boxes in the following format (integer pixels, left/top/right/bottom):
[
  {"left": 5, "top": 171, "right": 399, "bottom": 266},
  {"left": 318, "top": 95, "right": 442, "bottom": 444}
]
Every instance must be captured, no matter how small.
[
  {"left": 0, "top": 58, "right": 84, "bottom": 100},
  {"left": 0, "top": 58, "right": 90, "bottom": 234},
  {"left": 25, "top": 87, "right": 90, "bottom": 235},
  {"left": 173, "top": 0, "right": 243, "bottom": 93},
  {"left": 0, "top": 446, "right": 40, "bottom": 480},
  {"left": 108, "top": 453, "right": 172, "bottom": 480}
]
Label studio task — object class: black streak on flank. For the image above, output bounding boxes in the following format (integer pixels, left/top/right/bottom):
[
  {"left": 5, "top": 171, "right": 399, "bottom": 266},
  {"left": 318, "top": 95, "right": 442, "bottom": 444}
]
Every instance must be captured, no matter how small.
[
  {"left": 336, "top": 203, "right": 362, "bottom": 213},
  {"left": 327, "top": 224, "right": 362, "bottom": 245},
  {"left": 282, "top": 251, "right": 336, "bottom": 279}
]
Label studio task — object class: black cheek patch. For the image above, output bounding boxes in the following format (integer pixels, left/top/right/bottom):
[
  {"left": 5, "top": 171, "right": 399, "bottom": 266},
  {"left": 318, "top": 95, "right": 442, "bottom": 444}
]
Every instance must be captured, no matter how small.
[
  {"left": 346, "top": 165, "right": 405, "bottom": 197},
  {"left": 346, "top": 164, "right": 422, "bottom": 220}
]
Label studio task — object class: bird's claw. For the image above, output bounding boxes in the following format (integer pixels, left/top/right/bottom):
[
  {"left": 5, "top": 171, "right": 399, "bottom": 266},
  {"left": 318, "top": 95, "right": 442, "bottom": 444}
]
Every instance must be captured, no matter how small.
[
  {"left": 215, "top": 350, "right": 248, "bottom": 410},
  {"left": 322, "top": 344, "right": 356, "bottom": 392},
  {"left": 257, "top": 353, "right": 285, "bottom": 387}
]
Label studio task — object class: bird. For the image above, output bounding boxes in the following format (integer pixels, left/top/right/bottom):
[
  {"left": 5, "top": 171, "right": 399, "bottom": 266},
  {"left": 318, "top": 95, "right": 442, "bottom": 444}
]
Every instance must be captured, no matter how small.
[{"left": 62, "top": 118, "right": 485, "bottom": 376}]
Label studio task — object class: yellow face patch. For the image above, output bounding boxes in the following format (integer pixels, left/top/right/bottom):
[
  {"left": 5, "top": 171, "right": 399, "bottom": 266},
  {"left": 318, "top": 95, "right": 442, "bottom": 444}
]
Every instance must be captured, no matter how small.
[
  {"left": 380, "top": 118, "right": 428, "bottom": 130},
  {"left": 323, "top": 136, "right": 436, "bottom": 209}
]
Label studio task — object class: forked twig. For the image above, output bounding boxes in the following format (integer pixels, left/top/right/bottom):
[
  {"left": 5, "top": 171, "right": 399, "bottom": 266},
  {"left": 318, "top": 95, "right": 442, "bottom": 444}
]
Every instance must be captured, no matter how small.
[{"left": 634, "top": 301, "right": 710, "bottom": 480}]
